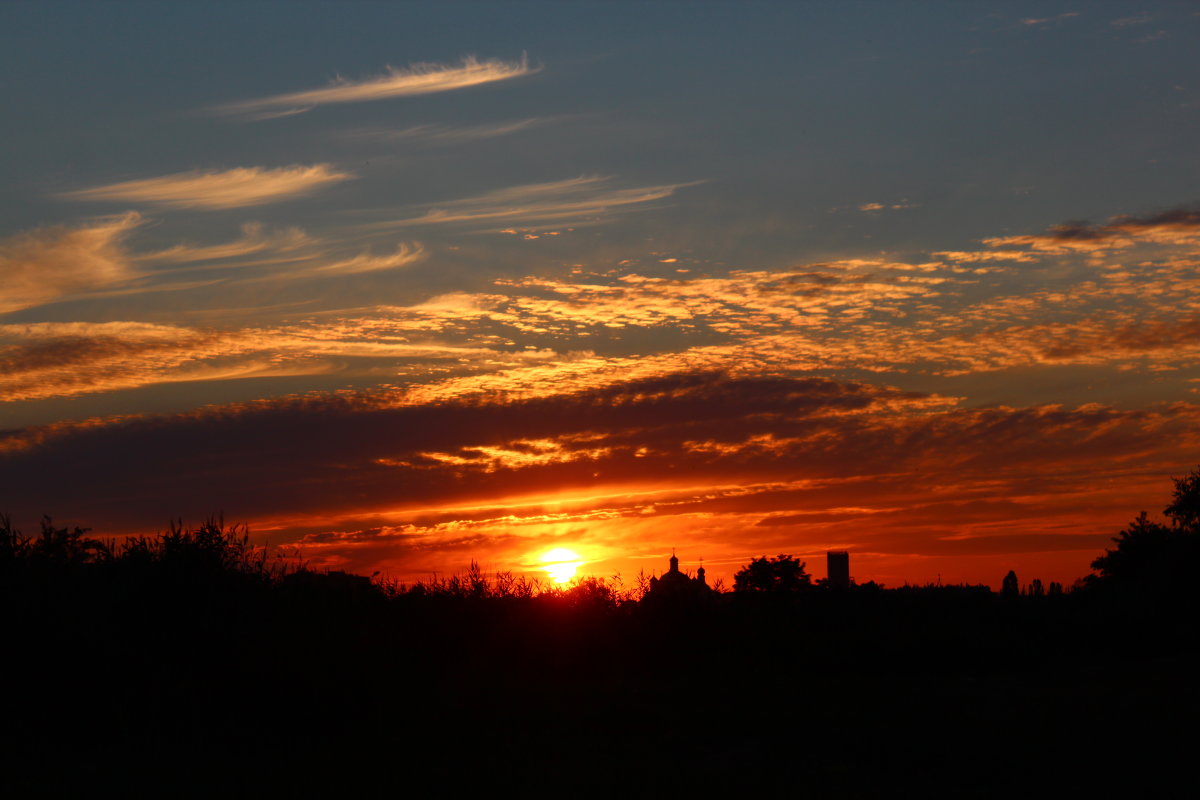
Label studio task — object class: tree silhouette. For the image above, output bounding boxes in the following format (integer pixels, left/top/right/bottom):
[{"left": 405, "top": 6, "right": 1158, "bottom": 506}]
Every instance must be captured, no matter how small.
[
  {"left": 1089, "top": 467, "right": 1200, "bottom": 593},
  {"left": 1089, "top": 512, "right": 1181, "bottom": 585},
  {"left": 1001, "top": 570, "right": 1019, "bottom": 598},
  {"left": 1164, "top": 466, "right": 1200, "bottom": 531},
  {"left": 733, "top": 554, "right": 812, "bottom": 592}
]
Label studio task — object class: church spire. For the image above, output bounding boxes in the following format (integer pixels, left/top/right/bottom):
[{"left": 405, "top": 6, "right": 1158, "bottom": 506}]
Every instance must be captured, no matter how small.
[{"left": 669, "top": 547, "right": 679, "bottom": 573}]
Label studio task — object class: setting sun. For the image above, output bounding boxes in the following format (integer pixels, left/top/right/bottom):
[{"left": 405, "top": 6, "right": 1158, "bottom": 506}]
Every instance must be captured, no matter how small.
[{"left": 539, "top": 548, "right": 584, "bottom": 583}]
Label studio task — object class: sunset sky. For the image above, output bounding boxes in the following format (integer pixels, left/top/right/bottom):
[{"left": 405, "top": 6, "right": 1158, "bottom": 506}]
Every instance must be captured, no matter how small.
[{"left": 4, "top": 2, "right": 1200, "bottom": 588}]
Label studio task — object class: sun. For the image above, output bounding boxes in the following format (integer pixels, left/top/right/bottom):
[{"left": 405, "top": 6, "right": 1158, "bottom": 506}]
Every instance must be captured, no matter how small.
[{"left": 540, "top": 547, "right": 584, "bottom": 583}]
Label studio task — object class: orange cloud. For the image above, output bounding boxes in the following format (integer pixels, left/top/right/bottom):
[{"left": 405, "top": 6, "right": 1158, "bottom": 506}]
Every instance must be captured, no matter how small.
[
  {"left": 0, "top": 314, "right": 567, "bottom": 403},
  {"left": 984, "top": 208, "right": 1200, "bottom": 253},
  {"left": 61, "top": 165, "right": 354, "bottom": 209},
  {"left": 0, "top": 213, "right": 142, "bottom": 313},
  {"left": 137, "top": 222, "right": 314, "bottom": 264},
  {"left": 0, "top": 322, "right": 282, "bottom": 402},
  {"left": 344, "top": 117, "right": 554, "bottom": 145},
  {"left": 12, "top": 209, "right": 1196, "bottom": 405},
  {"left": 299, "top": 243, "right": 425, "bottom": 276},
  {"left": 214, "top": 56, "right": 535, "bottom": 119},
  {"left": 932, "top": 250, "right": 1040, "bottom": 264},
  {"left": 370, "top": 176, "right": 697, "bottom": 230}
]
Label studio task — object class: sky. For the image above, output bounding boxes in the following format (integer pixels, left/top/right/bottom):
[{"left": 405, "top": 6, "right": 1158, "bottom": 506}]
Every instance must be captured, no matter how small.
[{"left": 3, "top": 1, "right": 1200, "bottom": 589}]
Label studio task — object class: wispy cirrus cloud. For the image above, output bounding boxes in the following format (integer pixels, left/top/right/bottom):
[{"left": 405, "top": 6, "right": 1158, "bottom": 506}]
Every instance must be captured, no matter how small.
[
  {"left": 137, "top": 220, "right": 422, "bottom": 280},
  {"left": 0, "top": 214, "right": 423, "bottom": 310},
  {"left": 371, "top": 175, "right": 697, "bottom": 231},
  {"left": 134, "top": 222, "right": 422, "bottom": 285},
  {"left": 299, "top": 243, "right": 426, "bottom": 276},
  {"left": 136, "top": 222, "right": 315, "bottom": 264},
  {"left": 0, "top": 213, "right": 142, "bottom": 314},
  {"left": 61, "top": 164, "right": 354, "bottom": 210},
  {"left": 344, "top": 117, "right": 555, "bottom": 146},
  {"left": 1111, "top": 15, "right": 1152, "bottom": 28},
  {"left": 1020, "top": 12, "right": 1080, "bottom": 27},
  {"left": 213, "top": 56, "right": 536, "bottom": 119}
]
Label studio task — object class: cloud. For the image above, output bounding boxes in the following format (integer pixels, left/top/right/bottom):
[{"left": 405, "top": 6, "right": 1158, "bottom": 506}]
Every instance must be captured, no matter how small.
[
  {"left": 2, "top": 372, "right": 1195, "bottom": 587},
  {"left": 1134, "top": 30, "right": 1168, "bottom": 44},
  {"left": 61, "top": 165, "right": 354, "bottom": 210},
  {"left": 0, "top": 322, "right": 272, "bottom": 402},
  {"left": 0, "top": 374, "right": 940, "bottom": 519},
  {"left": 213, "top": 56, "right": 535, "bottom": 119},
  {"left": 137, "top": 222, "right": 314, "bottom": 264},
  {"left": 485, "top": 266, "right": 941, "bottom": 337},
  {"left": 987, "top": 316, "right": 1200, "bottom": 368},
  {"left": 349, "top": 235, "right": 1200, "bottom": 380},
  {"left": 300, "top": 243, "right": 425, "bottom": 276},
  {"left": 984, "top": 208, "right": 1200, "bottom": 253},
  {"left": 370, "top": 175, "right": 698, "bottom": 230},
  {"left": 135, "top": 222, "right": 421, "bottom": 288},
  {"left": 931, "top": 250, "right": 1040, "bottom": 264},
  {"left": 0, "top": 216, "right": 423, "bottom": 316},
  {"left": 1020, "top": 12, "right": 1080, "bottom": 26},
  {"left": 10, "top": 202, "right": 1200, "bottom": 584},
  {"left": 345, "top": 118, "right": 553, "bottom": 145},
  {"left": 21, "top": 202, "right": 1189, "bottom": 394},
  {"left": 161, "top": 241, "right": 428, "bottom": 288},
  {"left": 0, "top": 313, "right": 554, "bottom": 402},
  {"left": 0, "top": 213, "right": 142, "bottom": 313},
  {"left": 857, "top": 201, "right": 916, "bottom": 212}
]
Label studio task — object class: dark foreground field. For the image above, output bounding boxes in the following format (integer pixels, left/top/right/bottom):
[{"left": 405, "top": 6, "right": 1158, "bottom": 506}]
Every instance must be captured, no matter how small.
[{"left": 2, "top": 519, "right": 1198, "bottom": 796}]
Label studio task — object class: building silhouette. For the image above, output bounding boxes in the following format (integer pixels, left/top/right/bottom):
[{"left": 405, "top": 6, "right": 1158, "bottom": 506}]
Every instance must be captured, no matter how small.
[
  {"left": 827, "top": 550, "right": 850, "bottom": 589},
  {"left": 646, "top": 550, "right": 712, "bottom": 600}
]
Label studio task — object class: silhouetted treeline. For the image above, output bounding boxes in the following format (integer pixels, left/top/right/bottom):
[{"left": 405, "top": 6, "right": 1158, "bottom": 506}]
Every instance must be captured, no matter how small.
[{"left": 4, "top": 468, "right": 1200, "bottom": 796}]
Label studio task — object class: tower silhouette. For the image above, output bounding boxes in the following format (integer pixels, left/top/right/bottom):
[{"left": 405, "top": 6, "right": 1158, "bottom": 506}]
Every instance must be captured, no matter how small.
[{"left": 827, "top": 550, "right": 850, "bottom": 589}]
